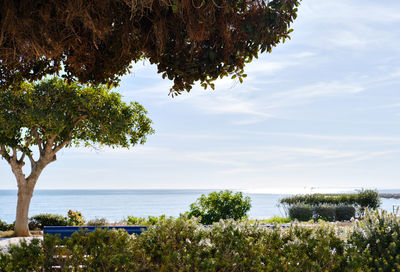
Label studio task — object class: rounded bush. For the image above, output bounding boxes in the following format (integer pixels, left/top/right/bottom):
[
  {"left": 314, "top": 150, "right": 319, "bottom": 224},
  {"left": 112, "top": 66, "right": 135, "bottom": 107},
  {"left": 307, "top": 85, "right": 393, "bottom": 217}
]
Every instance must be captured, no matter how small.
[
  {"left": 314, "top": 205, "right": 336, "bottom": 222},
  {"left": 188, "top": 190, "right": 251, "bottom": 225},
  {"left": 29, "top": 214, "right": 67, "bottom": 230},
  {"left": 0, "top": 219, "right": 13, "bottom": 231},
  {"left": 335, "top": 205, "right": 355, "bottom": 221},
  {"left": 288, "top": 204, "right": 313, "bottom": 221}
]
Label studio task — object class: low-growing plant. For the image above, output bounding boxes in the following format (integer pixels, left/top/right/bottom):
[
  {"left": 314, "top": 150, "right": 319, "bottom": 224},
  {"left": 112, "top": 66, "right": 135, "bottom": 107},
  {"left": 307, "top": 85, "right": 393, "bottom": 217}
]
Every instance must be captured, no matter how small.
[
  {"left": 188, "top": 190, "right": 251, "bottom": 224},
  {"left": 335, "top": 205, "right": 355, "bottom": 221},
  {"left": 66, "top": 210, "right": 85, "bottom": 226},
  {"left": 280, "top": 189, "right": 380, "bottom": 212},
  {"left": 85, "top": 218, "right": 108, "bottom": 226},
  {"left": 314, "top": 204, "right": 336, "bottom": 222},
  {"left": 288, "top": 204, "right": 313, "bottom": 221},
  {"left": 263, "top": 216, "right": 291, "bottom": 224},
  {"left": 126, "top": 215, "right": 166, "bottom": 226},
  {"left": 28, "top": 213, "right": 68, "bottom": 230},
  {"left": 347, "top": 210, "right": 400, "bottom": 271},
  {"left": 0, "top": 239, "right": 44, "bottom": 271},
  {"left": 0, "top": 219, "right": 13, "bottom": 231}
]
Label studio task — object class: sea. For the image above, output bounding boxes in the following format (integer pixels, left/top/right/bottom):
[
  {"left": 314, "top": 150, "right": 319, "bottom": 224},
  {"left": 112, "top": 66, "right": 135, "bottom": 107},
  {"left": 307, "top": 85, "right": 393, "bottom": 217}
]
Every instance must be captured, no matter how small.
[{"left": 1, "top": 189, "right": 400, "bottom": 223}]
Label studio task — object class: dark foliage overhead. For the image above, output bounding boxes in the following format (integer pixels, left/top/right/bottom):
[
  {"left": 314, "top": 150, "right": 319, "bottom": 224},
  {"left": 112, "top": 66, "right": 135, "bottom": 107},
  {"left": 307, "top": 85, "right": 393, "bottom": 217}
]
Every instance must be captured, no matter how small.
[{"left": 0, "top": 0, "right": 299, "bottom": 94}]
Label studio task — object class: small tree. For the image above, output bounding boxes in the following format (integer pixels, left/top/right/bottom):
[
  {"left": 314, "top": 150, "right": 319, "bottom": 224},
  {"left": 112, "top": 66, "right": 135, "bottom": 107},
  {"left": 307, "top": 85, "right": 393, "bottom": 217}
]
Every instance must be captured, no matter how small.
[
  {"left": 188, "top": 190, "right": 251, "bottom": 224},
  {"left": 0, "top": 78, "right": 154, "bottom": 236}
]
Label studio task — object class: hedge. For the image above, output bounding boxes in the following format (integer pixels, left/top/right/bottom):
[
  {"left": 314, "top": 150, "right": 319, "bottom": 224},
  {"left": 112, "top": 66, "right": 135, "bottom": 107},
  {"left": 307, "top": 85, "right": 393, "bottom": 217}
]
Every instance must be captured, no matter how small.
[
  {"left": 288, "top": 204, "right": 356, "bottom": 222},
  {"left": 280, "top": 189, "right": 380, "bottom": 210},
  {"left": 28, "top": 213, "right": 68, "bottom": 230},
  {"left": 2, "top": 211, "right": 399, "bottom": 271}
]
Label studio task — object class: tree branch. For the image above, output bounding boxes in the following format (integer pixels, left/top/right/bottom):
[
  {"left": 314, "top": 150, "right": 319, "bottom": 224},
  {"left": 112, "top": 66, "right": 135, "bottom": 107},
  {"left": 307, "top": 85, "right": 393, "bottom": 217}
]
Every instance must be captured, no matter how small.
[
  {"left": 27, "top": 153, "right": 36, "bottom": 170},
  {"left": 11, "top": 147, "right": 18, "bottom": 162},
  {"left": 32, "top": 126, "right": 44, "bottom": 154},
  {"left": 0, "top": 145, "right": 11, "bottom": 163},
  {"left": 53, "top": 139, "right": 72, "bottom": 153}
]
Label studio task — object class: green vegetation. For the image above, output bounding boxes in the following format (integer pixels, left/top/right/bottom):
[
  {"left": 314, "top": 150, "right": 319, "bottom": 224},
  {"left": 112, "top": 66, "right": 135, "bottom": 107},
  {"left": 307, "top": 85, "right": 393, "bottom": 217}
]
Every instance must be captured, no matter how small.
[
  {"left": 85, "top": 218, "right": 109, "bottom": 227},
  {"left": 288, "top": 204, "right": 355, "bottom": 222},
  {"left": 1, "top": 211, "right": 399, "bottom": 271},
  {"left": 66, "top": 210, "right": 85, "bottom": 226},
  {"left": 259, "top": 216, "right": 292, "bottom": 224},
  {"left": 29, "top": 214, "right": 68, "bottom": 230},
  {"left": 0, "top": 219, "right": 13, "bottom": 232},
  {"left": 280, "top": 189, "right": 380, "bottom": 210},
  {"left": 187, "top": 190, "right": 251, "bottom": 224},
  {"left": 0, "top": 78, "right": 153, "bottom": 236},
  {"left": 281, "top": 190, "right": 379, "bottom": 222},
  {"left": 127, "top": 215, "right": 167, "bottom": 226},
  {"left": 0, "top": 0, "right": 300, "bottom": 95}
]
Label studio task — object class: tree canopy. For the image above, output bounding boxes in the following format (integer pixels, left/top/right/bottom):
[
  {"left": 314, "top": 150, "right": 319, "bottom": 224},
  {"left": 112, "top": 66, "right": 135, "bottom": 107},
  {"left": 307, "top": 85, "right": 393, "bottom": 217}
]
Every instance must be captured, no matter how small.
[
  {"left": 0, "top": 0, "right": 300, "bottom": 95},
  {"left": 0, "top": 78, "right": 154, "bottom": 165}
]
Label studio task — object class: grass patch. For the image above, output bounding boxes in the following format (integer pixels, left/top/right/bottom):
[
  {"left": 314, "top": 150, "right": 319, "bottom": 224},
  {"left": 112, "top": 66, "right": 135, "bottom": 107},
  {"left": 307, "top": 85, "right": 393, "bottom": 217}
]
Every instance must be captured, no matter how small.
[{"left": 250, "top": 216, "right": 292, "bottom": 224}]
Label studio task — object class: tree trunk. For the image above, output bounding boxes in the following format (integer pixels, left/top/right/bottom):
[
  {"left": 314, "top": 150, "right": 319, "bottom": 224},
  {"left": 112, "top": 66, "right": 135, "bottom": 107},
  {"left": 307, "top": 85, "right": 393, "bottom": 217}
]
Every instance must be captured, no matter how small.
[{"left": 14, "top": 182, "right": 35, "bottom": 237}]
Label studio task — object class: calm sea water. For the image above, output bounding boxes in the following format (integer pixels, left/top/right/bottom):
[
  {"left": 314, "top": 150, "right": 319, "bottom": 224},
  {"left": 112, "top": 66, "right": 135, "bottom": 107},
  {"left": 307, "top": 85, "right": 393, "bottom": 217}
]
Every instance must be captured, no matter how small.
[{"left": 1, "top": 189, "right": 399, "bottom": 223}]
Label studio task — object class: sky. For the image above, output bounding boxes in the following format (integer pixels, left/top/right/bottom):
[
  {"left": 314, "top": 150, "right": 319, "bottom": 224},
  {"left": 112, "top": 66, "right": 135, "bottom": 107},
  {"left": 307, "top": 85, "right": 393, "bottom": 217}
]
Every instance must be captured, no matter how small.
[{"left": 1, "top": 0, "right": 400, "bottom": 193}]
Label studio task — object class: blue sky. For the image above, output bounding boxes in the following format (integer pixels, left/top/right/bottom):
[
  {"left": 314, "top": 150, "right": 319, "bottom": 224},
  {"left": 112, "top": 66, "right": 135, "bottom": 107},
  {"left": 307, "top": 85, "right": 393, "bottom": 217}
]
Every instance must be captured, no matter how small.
[{"left": 1, "top": 0, "right": 400, "bottom": 193}]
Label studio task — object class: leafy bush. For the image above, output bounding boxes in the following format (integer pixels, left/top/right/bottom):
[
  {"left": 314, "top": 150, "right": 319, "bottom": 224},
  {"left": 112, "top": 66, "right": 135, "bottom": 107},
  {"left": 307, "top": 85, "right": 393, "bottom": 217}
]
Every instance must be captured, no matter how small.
[
  {"left": 188, "top": 190, "right": 251, "bottom": 224},
  {"left": 10, "top": 216, "right": 400, "bottom": 271},
  {"left": 0, "top": 219, "right": 13, "bottom": 231},
  {"left": 0, "top": 239, "right": 44, "bottom": 271},
  {"left": 28, "top": 213, "right": 67, "bottom": 230},
  {"left": 288, "top": 204, "right": 313, "bottom": 221},
  {"left": 127, "top": 215, "right": 166, "bottom": 226},
  {"left": 43, "top": 228, "right": 136, "bottom": 271},
  {"left": 314, "top": 204, "right": 336, "bottom": 222},
  {"left": 347, "top": 210, "right": 400, "bottom": 271},
  {"left": 85, "top": 217, "right": 108, "bottom": 226},
  {"left": 335, "top": 205, "right": 355, "bottom": 221},
  {"left": 66, "top": 209, "right": 85, "bottom": 226}
]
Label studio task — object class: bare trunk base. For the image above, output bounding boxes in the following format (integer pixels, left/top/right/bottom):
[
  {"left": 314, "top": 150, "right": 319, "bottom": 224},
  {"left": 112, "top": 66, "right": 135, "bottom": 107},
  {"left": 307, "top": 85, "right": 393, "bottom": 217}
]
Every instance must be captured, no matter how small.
[{"left": 14, "top": 186, "right": 33, "bottom": 237}]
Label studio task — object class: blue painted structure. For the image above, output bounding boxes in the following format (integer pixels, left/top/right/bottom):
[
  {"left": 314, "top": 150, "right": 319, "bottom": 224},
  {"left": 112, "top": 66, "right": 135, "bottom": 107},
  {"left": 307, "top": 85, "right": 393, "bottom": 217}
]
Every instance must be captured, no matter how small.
[{"left": 43, "top": 226, "right": 148, "bottom": 238}]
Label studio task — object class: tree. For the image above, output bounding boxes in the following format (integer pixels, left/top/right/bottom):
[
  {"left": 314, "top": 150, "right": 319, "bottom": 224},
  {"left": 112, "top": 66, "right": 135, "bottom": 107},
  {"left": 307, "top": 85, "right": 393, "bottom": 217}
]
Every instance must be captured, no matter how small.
[
  {"left": 0, "top": 78, "right": 154, "bottom": 236},
  {"left": 0, "top": 0, "right": 300, "bottom": 94},
  {"left": 188, "top": 190, "right": 251, "bottom": 224}
]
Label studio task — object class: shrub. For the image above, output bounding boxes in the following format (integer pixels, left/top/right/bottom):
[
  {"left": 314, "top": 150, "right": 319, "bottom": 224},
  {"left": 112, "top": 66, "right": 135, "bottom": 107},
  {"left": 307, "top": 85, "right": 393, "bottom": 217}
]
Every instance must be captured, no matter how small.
[
  {"left": 357, "top": 189, "right": 381, "bottom": 211},
  {"left": 280, "top": 189, "right": 380, "bottom": 211},
  {"left": 0, "top": 239, "right": 44, "bottom": 271},
  {"left": 188, "top": 190, "right": 251, "bottom": 224},
  {"left": 335, "top": 205, "right": 355, "bottom": 221},
  {"left": 347, "top": 210, "right": 400, "bottom": 271},
  {"left": 314, "top": 204, "right": 336, "bottom": 222},
  {"left": 126, "top": 215, "right": 166, "bottom": 226},
  {"left": 288, "top": 204, "right": 313, "bottom": 221},
  {"left": 0, "top": 219, "right": 13, "bottom": 231},
  {"left": 28, "top": 213, "right": 67, "bottom": 230},
  {"left": 85, "top": 218, "right": 108, "bottom": 226},
  {"left": 66, "top": 209, "right": 85, "bottom": 226},
  {"left": 1, "top": 217, "right": 371, "bottom": 271}
]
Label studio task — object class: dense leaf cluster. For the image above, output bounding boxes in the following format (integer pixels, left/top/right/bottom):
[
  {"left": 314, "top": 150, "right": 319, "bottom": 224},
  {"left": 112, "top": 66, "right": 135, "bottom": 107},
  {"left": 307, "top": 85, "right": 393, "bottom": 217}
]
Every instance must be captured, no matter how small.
[
  {"left": 0, "top": 0, "right": 300, "bottom": 94},
  {"left": 188, "top": 190, "right": 252, "bottom": 224},
  {"left": 0, "top": 78, "right": 154, "bottom": 157},
  {"left": 28, "top": 214, "right": 68, "bottom": 231},
  {"left": 2, "top": 211, "right": 399, "bottom": 271}
]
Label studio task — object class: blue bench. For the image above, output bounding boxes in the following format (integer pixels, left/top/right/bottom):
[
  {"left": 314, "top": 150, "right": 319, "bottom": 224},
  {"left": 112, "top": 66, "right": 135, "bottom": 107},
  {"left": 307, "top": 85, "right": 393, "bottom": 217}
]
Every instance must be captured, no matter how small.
[{"left": 44, "top": 226, "right": 148, "bottom": 238}]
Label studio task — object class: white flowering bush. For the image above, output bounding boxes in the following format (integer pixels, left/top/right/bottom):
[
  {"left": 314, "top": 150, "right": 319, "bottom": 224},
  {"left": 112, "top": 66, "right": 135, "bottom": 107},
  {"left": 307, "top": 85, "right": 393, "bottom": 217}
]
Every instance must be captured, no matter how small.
[{"left": 347, "top": 210, "right": 400, "bottom": 271}]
